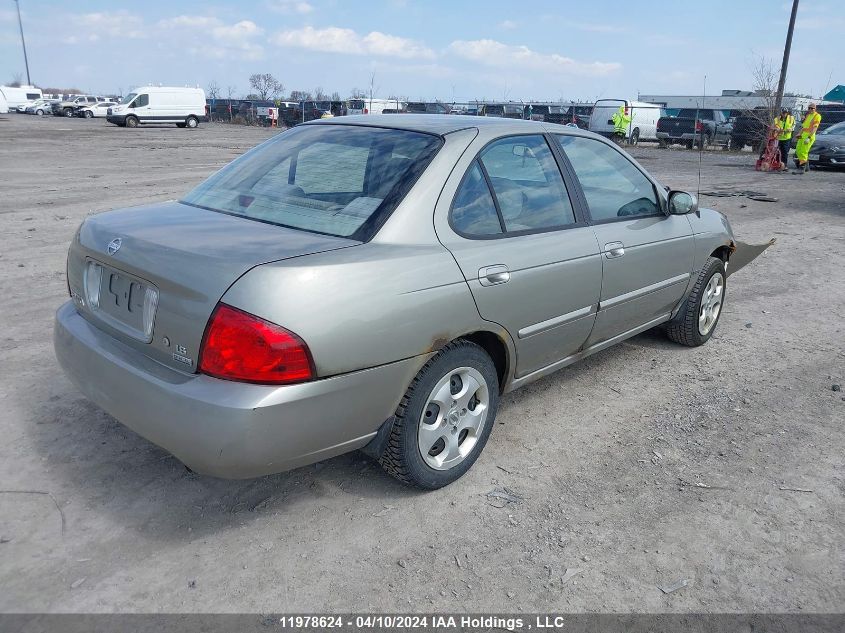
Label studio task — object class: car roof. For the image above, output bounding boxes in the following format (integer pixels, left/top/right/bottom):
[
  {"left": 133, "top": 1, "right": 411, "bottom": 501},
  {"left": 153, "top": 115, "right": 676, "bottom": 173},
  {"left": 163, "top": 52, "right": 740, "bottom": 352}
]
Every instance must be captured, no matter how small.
[{"left": 305, "top": 113, "right": 572, "bottom": 136}]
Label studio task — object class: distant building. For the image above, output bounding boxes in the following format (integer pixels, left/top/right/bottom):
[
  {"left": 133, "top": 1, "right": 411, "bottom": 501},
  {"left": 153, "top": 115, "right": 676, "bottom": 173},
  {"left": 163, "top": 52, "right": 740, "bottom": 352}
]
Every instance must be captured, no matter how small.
[
  {"left": 823, "top": 85, "right": 845, "bottom": 103},
  {"left": 638, "top": 90, "right": 819, "bottom": 115}
]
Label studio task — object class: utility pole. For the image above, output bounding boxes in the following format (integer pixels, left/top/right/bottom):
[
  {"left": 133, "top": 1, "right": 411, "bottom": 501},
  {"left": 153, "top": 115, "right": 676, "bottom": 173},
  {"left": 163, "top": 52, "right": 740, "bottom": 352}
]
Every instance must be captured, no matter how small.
[
  {"left": 14, "top": 0, "right": 32, "bottom": 85},
  {"left": 774, "top": 0, "right": 799, "bottom": 113}
]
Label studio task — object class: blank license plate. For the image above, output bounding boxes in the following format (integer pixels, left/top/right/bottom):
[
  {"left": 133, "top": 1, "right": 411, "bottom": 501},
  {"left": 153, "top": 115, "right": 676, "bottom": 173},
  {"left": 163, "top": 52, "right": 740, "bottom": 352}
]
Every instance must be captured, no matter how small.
[
  {"left": 809, "top": 154, "right": 819, "bottom": 160},
  {"left": 98, "top": 268, "right": 148, "bottom": 333}
]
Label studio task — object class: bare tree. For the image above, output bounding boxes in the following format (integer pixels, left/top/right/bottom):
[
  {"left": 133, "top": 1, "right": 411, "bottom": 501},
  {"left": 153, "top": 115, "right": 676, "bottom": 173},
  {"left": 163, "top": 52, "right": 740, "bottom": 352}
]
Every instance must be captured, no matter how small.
[
  {"left": 751, "top": 55, "right": 779, "bottom": 123},
  {"left": 9, "top": 72, "right": 23, "bottom": 87},
  {"left": 226, "top": 85, "right": 237, "bottom": 122},
  {"left": 331, "top": 91, "right": 341, "bottom": 101},
  {"left": 313, "top": 86, "right": 328, "bottom": 101},
  {"left": 289, "top": 90, "right": 312, "bottom": 102},
  {"left": 248, "top": 73, "right": 284, "bottom": 101},
  {"left": 207, "top": 80, "right": 220, "bottom": 100}
]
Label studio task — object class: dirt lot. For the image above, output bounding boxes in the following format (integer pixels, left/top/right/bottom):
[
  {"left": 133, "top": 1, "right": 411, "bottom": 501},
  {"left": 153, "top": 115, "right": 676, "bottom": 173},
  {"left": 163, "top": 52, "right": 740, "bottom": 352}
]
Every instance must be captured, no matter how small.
[{"left": 0, "top": 114, "right": 843, "bottom": 614}]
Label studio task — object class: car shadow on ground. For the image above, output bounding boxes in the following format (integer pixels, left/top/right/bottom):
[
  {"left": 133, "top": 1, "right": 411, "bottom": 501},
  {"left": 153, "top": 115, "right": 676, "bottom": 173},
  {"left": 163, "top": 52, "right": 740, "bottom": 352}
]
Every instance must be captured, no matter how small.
[{"left": 23, "top": 326, "right": 674, "bottom": 542}]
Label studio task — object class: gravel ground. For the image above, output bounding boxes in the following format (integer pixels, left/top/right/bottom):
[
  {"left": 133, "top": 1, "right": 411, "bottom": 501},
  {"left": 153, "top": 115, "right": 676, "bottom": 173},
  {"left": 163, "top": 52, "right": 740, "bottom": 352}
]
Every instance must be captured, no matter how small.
[{"left": 0, "top": 114, "right": 843, "bottom": 613}]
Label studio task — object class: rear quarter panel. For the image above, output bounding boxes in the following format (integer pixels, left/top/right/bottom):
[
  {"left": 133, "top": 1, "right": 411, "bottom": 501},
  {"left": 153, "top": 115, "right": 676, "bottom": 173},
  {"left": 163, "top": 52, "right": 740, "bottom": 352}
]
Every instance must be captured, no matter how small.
[{"left": 220, "top": 244, "right": 488, "bottom": 377}]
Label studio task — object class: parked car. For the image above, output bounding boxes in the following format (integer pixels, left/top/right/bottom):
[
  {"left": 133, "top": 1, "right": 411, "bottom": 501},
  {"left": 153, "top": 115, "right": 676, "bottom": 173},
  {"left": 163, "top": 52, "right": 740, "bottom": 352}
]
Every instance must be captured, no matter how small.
[
  {"left": 590, "top": 99, "right": 662, "bottom": 144},
  {"left": 52, "top": 95, "right": 100, "bottom": 117},
  {"left": 106, "top": 86, "right": 207, "bottom": 128},
  {"left": 346, "top": 98, "right": 405, "bottom": 115},
  {"left": 54, "top": 116, "right": 735, "bottom": 489},
  {"left": 77, "top": 101, "right": 117, "bottom": 118},
  {"left": 808, "top": 120, "right": 845, "bottom": 168},
  {"left": 729, "top": 108, "right": 770, "bottom": 152},
  {"left": 407, "top": 102, "right": 452, "bottom": 114},
  {"left": 657, "top": 108, "right": 732, "bottom": 149},
  {"left": 479, "top": 103, "right": 524, "bottom": 119},
  {"left": 24, "top": 99, "right": 57, "bottom": 115}
]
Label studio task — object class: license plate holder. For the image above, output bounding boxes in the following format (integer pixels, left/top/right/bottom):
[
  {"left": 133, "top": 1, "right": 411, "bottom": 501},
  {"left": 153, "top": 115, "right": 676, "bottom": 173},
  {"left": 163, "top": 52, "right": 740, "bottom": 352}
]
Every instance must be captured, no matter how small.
[
  {"left": 809, "top": 154, "right": 819, "bottom": 161},
  {"left": 91, "top": 263, "right": 157, "bottom": 341}
]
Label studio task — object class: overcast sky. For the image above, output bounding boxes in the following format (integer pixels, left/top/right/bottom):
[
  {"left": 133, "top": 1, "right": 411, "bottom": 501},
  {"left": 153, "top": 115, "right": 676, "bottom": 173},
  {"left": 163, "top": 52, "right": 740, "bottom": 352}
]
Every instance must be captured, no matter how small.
[{"left": 0, "top": 0, "right": 841, "bottom": 101}]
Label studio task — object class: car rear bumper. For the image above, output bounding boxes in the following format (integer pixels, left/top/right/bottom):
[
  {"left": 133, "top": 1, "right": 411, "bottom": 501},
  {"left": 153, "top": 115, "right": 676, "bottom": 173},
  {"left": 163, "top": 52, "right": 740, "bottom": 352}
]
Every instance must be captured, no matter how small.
[
  {"left": 54, "top": 301, "right": 428, "bottom": 478},
  {"left": 656, "top": 132, "right": 698, "bottom": 141}
]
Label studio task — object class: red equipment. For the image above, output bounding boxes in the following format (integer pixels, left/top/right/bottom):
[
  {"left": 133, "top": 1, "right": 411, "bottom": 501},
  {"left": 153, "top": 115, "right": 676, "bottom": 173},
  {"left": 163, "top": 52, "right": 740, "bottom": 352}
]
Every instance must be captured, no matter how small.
[{"left": 755, "top": 125, "right": 783, "bottom": 171}]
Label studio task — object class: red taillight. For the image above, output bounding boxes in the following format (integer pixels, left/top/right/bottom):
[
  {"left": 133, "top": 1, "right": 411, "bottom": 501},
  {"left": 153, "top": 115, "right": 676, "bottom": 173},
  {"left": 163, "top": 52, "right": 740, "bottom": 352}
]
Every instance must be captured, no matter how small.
[
  {"left": 199, "top": 303, "right": 314, "bottom": 385},
  {"left": 363, "top": 108, "right": 368, "bottom": 114},
  {"left": 695, "top": 121, "right": 703, "bottom": 132}
]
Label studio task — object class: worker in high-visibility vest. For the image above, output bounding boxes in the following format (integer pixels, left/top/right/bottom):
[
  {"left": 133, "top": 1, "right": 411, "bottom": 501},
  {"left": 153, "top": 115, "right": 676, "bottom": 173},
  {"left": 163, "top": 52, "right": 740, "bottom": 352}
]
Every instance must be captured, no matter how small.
[
  {"left": 794, "top": 103, "right": 822, "bottom": 173},
  {"left": 773, "top": 108, "right": 795, "bottom": 171},
  {"left": 611, "top": 105, "right": 631, "bottom": 144}
]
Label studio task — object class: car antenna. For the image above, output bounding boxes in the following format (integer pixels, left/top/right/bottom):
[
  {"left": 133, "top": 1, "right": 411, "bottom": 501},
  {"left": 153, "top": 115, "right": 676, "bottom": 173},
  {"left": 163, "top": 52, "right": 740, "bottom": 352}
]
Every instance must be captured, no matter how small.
[{"left": 697, "top": 74, "right": 706, "bottom": 200}]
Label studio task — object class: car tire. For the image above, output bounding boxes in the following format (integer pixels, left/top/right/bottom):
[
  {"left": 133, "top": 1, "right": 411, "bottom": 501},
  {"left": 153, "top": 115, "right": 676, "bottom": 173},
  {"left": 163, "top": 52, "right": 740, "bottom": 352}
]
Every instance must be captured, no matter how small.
[
  {"left": 697, "top": 133, "right": 710, "bottom": 150},
  {"left": 658, "top": 139, "right": 668, "bottom": 149},
  {"left": 377, "top": 340, "right": 500, "bottom": 489},
  {"left": 84, "top": 110, "right": 93, "bottom": 119},
  {"left": 63, "top": 108, "right": 74, "bottom": 117},
  {"left": 125, "top": 116, "right": 139, "bottom": 128},
  {"left": 36, "top": 109, "right": 44, "bottom": 116},
  {"left": 185, "top": 116, "right": 199, "bottom": 129},
  {"left": 685, "top": 140, "right": 694, "bottom": 150},
  {"left": 629, "top": 128, "right": 640, "bottom": 146},
  {"left": 730, "top": 137, "right": 743, "bottom": 150},
  {"left": 666, "top": 256, "right": 727, "bottom": 347}
]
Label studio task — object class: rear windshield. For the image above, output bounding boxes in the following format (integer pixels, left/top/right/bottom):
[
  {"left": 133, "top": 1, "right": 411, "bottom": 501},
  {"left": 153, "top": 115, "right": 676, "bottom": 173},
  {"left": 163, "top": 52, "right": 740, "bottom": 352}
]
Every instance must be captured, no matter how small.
[
  {"left": 677, "top": 108, "right": 714, "bottom": 118},
  {"left": 181, "top": 124, "right": 442, "bottom": 240},
  {"left": 349, "top": 100, "right": 364, "bottom": 109}
]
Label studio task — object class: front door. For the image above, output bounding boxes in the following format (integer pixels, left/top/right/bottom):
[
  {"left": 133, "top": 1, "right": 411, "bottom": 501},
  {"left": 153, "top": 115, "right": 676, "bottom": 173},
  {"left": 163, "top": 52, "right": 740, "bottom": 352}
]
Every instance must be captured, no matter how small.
[
  {"left": 554, "top": 134, "right": 694, "bottom": 346},
  {"left": 437, "top": 134, "right": 603, "bottom": 378}
]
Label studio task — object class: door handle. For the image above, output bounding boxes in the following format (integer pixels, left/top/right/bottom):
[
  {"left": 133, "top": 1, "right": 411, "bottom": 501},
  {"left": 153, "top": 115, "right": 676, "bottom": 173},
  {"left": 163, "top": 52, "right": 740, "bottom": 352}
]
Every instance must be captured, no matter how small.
[
  {"left": 478, "top": 265, "right": 510, "bottom": 286},
  {"left": 604, "top": 242, "right": 625, "bottom": 258}
]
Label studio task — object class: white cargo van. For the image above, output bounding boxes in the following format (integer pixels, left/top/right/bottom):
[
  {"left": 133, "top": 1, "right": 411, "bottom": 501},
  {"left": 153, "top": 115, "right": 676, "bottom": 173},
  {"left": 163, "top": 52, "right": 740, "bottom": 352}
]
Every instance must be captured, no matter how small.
[
  {"left": 106, "top": 86, "right": 207, "bottom": 128},
  {"left": 347, "top": 98, "right": 405, "bottom": 115},
  {"left": 0, "top": 85, "right": 42, "bottom": 110},
  {"left": 589, "top": 99, "right": 663, "bottom": 144}
]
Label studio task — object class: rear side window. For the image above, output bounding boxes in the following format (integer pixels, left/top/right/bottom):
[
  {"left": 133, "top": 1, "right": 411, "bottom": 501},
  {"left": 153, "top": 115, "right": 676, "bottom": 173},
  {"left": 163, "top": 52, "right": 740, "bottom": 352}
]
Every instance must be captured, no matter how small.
[
  {"left": 182, "top": 125, "right": 442, "bottom": 240},
  {"left": 451, "top": 162, "right": 502, "bottom": 236},
  {"left": 556, "top": 135, "right": 660, "bottom": 222},
  {"left": 479, "top": 135, "right": 576, "bottom": 232}
]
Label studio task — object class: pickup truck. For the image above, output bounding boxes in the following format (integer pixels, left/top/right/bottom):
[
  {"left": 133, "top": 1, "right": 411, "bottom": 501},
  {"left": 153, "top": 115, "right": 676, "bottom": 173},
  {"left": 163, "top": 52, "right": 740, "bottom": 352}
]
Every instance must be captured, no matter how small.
[
  {"left": 729, "top": 108, "right": 769, "bottom": 152},
  {"left": 657, "top": 108, "right": 732, "bottom": 149}
]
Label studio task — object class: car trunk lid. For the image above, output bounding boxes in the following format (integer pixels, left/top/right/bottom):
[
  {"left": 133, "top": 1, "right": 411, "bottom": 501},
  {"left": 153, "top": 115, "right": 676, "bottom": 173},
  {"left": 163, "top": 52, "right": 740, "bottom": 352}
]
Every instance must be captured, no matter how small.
[{"left": 67, "top": 201, "right": 357, "bottom": 372}]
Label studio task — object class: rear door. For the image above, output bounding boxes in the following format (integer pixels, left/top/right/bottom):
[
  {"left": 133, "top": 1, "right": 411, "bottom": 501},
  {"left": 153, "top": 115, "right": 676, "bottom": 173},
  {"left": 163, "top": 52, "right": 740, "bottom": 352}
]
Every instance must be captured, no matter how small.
[
  {"left": 436, "top": 133, "right": 602, "bottom": 378},
  {"left": 554, "top": 134, "right": 693, "bottom": 347}
]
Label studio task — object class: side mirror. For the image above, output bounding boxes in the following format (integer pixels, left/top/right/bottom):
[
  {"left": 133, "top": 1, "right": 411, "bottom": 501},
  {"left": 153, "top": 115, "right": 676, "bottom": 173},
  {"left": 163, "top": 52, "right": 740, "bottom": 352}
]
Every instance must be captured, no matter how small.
[{"left": 668, "top": 191, "right": 698, "bottom": 215}]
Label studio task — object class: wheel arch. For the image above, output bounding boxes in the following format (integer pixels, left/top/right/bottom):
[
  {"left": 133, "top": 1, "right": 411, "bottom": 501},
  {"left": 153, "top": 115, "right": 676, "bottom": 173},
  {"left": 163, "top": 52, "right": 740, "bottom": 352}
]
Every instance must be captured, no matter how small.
[{"left": 456, "top": 329, "right": 511, "bottom": 393}]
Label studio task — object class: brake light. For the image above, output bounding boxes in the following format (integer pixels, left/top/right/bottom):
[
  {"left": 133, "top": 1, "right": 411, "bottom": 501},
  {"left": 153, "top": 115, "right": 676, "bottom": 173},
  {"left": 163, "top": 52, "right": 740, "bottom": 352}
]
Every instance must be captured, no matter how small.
[
  {"left": 695, "top": 121, "right": 703, "bottom": 132},
  {"left": 199, "top": 303, "right": 314, "bottom": 385},
  {"left": 363, "top": 108, "right": 368, "bottom": 114}
]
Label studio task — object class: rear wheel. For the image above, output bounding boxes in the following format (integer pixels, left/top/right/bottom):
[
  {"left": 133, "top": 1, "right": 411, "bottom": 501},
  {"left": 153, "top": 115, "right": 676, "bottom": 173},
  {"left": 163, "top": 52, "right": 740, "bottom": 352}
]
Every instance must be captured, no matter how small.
[
  {"left": 629, "top": 128, "right": 640, "bottom": 146},
  {"left": 666, "top": 256, "right": 726, "bottom": 347},
  {"left": 125, "top": 116, "right": 139, "bottom": 128},
  {"left": 185, "top": 116, "right": 199, "bottom": 129},
  {"left": 63, "top": 108, "right": 74, "bottom": 117},
  {"left": 377, "top": 340, "right": 499, "bottom": 489},
  {"left": 685, "top": 140, "right": 694, "bottom": 150},
  {"left": 36, "top": 109, "right": 44, "bottom": 116}
]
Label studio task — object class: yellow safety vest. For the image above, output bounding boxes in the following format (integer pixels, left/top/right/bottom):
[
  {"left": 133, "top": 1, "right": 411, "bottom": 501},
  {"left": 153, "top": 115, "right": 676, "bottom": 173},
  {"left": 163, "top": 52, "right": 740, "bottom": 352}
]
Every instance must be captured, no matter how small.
[
  {"left": 774, "top": 115, "right": 794, "bottom": 141},
  {"left": 800, "top": 111, "right": 821, "bottom": 138},
  {"left": 611, "top": 106, "right": 631, "bottom": 134}
]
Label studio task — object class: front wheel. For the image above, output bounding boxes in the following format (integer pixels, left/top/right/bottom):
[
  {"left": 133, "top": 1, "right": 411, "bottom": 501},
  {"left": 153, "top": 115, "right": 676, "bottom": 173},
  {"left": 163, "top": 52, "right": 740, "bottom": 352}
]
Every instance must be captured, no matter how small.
[
  {"left": 84, "top": 110, "right": 93, "bottom": 119},
  {"left": 125, "top": 116, "right": 139, "bottom": 128},
  {"left": 377, "top": 340, "right": 499, "bottom": 489},
  {"left": 666, "top": 257, "right": 727, "bottom": 347},
  {"left": 63, "top": 108, "right": 74, "bottom": 117},
  {"left": 36, "top": 109, "right": 44, "bottom": 116}
]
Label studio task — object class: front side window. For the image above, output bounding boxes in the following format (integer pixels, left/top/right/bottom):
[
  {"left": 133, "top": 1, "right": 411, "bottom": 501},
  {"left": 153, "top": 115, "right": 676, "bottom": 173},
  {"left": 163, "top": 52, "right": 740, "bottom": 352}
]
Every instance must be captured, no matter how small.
[
  {"left": 182, "top": 125, "right": 442, "bottom": 240},
  {"left": 134, "top": 94, "right": 149, "bottom": 107},
  {"left": 555, "top": 135, "right": 660, "bottom": 222},
  {"left": 479, "top": 135, "right": 576, "bottom": 232}
]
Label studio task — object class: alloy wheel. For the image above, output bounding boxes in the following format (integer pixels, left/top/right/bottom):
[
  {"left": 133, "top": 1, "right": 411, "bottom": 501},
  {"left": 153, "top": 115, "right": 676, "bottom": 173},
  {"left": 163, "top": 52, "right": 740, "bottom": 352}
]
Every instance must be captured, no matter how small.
[
  {"left": 698, "top": 272, "right": 724, "bottom": 336},
  {"left": 418, "top": 367, "right": 490, "bottom": 471}
]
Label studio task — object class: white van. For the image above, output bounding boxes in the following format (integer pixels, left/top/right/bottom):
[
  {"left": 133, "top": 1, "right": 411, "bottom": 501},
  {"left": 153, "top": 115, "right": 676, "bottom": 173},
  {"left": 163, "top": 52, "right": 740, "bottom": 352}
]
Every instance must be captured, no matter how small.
[
  {"left": 347, "top": 98, "right": 405, "bottom": 115},
  {"left": 0, "top": 90, "right": 8, "bottom": 114},
  {"left": 589, "top": 99, "right": 663, "bottom": 144},
  {"left": 0, "top": 85, "right": 42, "bottom": 110},
  {"left": 106, "top": 86, "right": 207, "bottom": 128}
]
